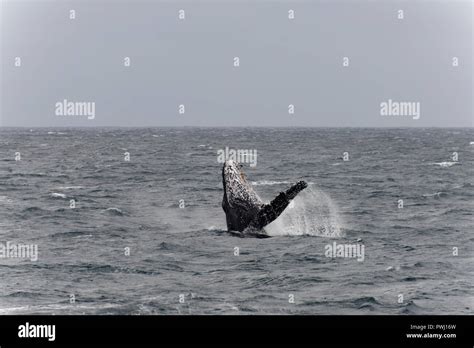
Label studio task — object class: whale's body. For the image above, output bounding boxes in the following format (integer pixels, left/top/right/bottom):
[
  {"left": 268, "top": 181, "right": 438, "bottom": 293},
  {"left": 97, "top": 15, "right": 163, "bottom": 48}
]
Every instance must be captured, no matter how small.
[{"left": 222, "top": 160, "right": 307, "bottom": 236}]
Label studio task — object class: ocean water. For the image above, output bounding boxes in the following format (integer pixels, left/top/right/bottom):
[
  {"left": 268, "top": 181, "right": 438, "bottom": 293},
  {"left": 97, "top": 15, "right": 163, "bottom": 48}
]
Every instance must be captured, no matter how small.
[{"left": 0, "top": 127, "right": 472, "bottom": 315}]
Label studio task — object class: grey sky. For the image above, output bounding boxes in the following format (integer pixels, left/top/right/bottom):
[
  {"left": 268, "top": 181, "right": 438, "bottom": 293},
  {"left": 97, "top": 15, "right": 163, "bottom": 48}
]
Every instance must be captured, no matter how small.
[{"left": 1, "top": 0, "right": 472, "bottom": 127}]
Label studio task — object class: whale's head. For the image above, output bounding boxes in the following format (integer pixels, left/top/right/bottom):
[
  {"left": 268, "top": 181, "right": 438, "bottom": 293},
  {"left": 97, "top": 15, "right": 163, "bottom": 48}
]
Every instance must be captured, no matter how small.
[
  {"left": 221, "top": 160, "right": 308, "bottom": 234},
  {"left": 222, "top": 160, "right": 262, "bottom": 209},
  {"left": 223, "top": 160, "right": 245, "bottom": 188}
]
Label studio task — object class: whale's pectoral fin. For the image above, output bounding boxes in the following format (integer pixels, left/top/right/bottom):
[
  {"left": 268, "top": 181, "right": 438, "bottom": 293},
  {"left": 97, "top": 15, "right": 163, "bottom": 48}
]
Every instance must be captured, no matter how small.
[{"left": 248, "top": 181, "right": 308, "bottom": 230}]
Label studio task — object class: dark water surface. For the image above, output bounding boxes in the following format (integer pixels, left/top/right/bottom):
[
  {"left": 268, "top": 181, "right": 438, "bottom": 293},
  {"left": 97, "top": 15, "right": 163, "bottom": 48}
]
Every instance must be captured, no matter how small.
[{"left": 0, "top": 128, "right": 472, "bottom": 314}]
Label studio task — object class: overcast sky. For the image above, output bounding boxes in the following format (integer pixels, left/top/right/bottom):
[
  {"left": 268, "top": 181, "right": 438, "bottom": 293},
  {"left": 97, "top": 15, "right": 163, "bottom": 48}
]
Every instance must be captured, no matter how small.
[{"left": 1, "top": 0, "right": 472, "bottom": 127}]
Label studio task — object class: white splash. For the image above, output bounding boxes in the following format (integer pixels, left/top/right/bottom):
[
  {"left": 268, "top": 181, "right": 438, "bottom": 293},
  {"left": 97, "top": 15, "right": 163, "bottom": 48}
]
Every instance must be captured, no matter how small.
[{"left": 265, "top": 186, "right": 343, "bottom": 237}]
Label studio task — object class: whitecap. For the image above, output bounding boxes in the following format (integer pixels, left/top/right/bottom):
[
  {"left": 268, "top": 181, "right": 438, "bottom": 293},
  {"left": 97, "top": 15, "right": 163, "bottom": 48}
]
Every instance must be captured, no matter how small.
[
  {"left": 0, "top": 303, "right": 120, "bottom": 315},
  {"left": 50, "top": 193, "right": 67, "bottom": 199},
  {"left": 105, "top": 207, "right": 123, "bottom": 216},
  {"left": 422, "top": 192, "right": 445, "bottom": 198},
  {"left": 0, "top": 195, "right": 13, "bottom": 204},
  {"left": 433, "top": 162, "right": 459, "bottom": 168},
  {"left": 386, "top": 265, "right": 401, "bottom": 271}
]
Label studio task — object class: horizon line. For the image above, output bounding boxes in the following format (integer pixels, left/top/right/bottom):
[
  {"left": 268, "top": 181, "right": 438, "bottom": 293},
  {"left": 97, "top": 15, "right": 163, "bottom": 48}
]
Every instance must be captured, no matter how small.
[{"left": 0, "top": 125, "right": 473, "bottom": 129}]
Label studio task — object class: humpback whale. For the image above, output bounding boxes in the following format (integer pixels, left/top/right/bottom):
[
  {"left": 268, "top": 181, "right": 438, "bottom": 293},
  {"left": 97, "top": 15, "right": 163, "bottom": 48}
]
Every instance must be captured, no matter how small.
[{"left": 222, "top": 160, "right": 307, "bottom": 236}]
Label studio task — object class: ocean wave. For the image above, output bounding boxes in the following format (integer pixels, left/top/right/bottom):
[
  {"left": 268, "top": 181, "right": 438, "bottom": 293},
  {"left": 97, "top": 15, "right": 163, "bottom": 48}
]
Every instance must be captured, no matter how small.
[
  {"left": 422, "top": 192, "right": 446, "bottom": 198},
  {"left": 0, "top": 195, "right": 13, "bottom": 204},
  {"left": 103, "top": 207, "right": 124, "bottom": 216},
  {"left": 452, "top": 182, "right": 472, "bottom": 189},
  {"left": 5, "top": 290, "right": 41, "bottom": 298},
  {"left": 439, "top": 207, "right": 472, "bottom": 216},
  {"left": 352, "top": 296, "right": 382, "bottom": 309},
  {"left": 0, "top": 303, "right": 124, "bottom": 315},
  {"left": 385, "top": 266, "right": 401, "bottom": 271},
  {"left": 399, "top": 300, "right": 425, "bottom": 314},
  {"left": 13, "top": 172, "right": 46, "bottom": 177},
  {"left": 433, "top": 162, "right": 460, "bottom": 168},
  {"left": 49, "top": 230, "right": 92, "bottom": 239},
  {"left": 21, "top": 206, "right": 49, "bottom": 214},
  {"left": 50, "top": 193, "right": 67, "bottom": 199}
]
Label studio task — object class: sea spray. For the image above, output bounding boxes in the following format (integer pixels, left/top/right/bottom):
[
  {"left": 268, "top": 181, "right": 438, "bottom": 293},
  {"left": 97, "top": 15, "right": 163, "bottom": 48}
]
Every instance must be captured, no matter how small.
[{"left": 265, "top": 186, "right": 344, "bottom": 237}]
